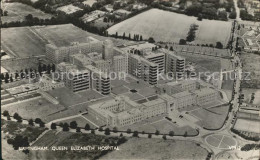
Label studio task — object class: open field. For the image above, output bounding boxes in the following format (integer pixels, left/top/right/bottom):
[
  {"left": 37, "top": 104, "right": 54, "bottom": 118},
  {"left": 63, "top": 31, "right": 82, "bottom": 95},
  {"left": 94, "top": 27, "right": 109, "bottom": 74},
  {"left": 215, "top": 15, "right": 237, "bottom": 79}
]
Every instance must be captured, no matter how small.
[
  {"left": 1, "top": 24, "right": 134, "bottom": 58},
  {"left": 83, "top": 0, "right": 97, "bottom": 7},
  {"left": 56, "top": 4, "right": 82, "bottom": 14},
  {"left": 191, "top": 105, "right": 229, "bottom": 129},
  {"left": 241, "top": 52, "right": 260, "bottom": 89},
  {"left": 108, "top": 8, "right": 232, "bottom": 46},
  {"left": 1, "top": 3, "right": 52, "bottom": 24},
  {"left": 101, "top": 138, "right": 208, "bottom": 160},
  {"left": 234, "top": 118, "right": 260, "bottom": 133}
]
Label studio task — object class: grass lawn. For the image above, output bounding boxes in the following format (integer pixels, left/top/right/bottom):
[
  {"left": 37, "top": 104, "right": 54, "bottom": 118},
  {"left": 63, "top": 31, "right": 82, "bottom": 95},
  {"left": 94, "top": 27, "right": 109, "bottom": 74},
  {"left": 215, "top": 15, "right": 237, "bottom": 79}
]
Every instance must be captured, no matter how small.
[
  {"left": 234, "top": 118, "right": 260, "bottom": 133},
  {"left": 191, "top": 104, "right": 229, "bottom": 129},
  {"left": 31, "top": 131, "right": 127, "bottom": 160},
  {"left": 47, "top": 87, "right": 103, "bottom": 107},
  {"left": 1, "top": 3, "right": 52, "bottom": 24},
  {"left": 1, "top": 98, "right": 66, "bottom": 121},
  {"left": 101, "top": 138, "right": 208, "bottom": 160},
  {"left": 108, "top": 8, "right": 232, "bottom": 46},
  {"left": 119, "top": 116, "right": 198, "bottom": 135},
  {"left": 56, "top": 116, "right": 94, "bottom": 128}
]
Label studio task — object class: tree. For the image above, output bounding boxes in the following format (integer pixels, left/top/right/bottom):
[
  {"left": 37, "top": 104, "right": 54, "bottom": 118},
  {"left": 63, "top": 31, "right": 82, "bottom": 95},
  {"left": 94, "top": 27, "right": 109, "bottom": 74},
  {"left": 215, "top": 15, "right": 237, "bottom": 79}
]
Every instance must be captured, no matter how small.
[
  {"left": 85, "top": 123, "right": 90, "bottom": 130},
  {"left": 113, "top": 127, "right": 118, "bottom": 133},
  {"left": 10, "top": 75, "right": 13, "bottom": 82},
  {"left": 98, "top": 127, "right": 103, "bottom": 132},
  {"left": 76, "top": 127, "right": 81, "bottom": 133},
  {"left": 122, "top": 32, "right": 126, "bottom": 40},
  {"left": 70, "top": 121, "right": 78, "bottom": 129},
  {"left": 162, "top": 135, "right": 167, "bottom": 140},
  {"left": 169, "top": 131, "right": 174, "bottom": 137},
  {"left": 148, "top": 37, "right": 155, "bottom": 43},
  {"left": 179, "top": 39, "right": 187, "bottom": 45},
  {"left": 51, "top": 64, "right": 55, "bottom": 72},
  {"left": 3, "top": 11, "right": 8, "bottom": 16},
  {"left": 5, "top": 73, "right": 9, "bottom": 83},
  {"left": 148, "top": 134, "right": 152, "bottom": 138},
  {"left": 39, "top": 122, "right": 45, "bottom": 128},
  {"left": 91, "top": 130, "right": 95, "bottom": 134},
  {"left": 120, "top": 133, "right": 123, "bottom": 137},
  {"left": 132, "top": 131, "right": 138, "bottom": 137},
  {"left": 216, "top": 42, "right": 223, "bottom": 49},
  {"left": 42, "top": 64, "right": 47, "bottom": 72},
  {"left": 13, "top": 113, "right": 19, "bottom": 120},
  {"left": 7, "top": 115, "right": 11, "bottom": 120},
  {"left": 105, "top": 128, "right": 110, "bottom": 135},
  {"left": 126, "top": 129, "right": 131, "bottom": 134},
  {"left": 229, "top": 11, "right": 236, "bottom": 19},
  {"left": 184, "top": 131, "right": 188, "bottom": 137},
  {"left": 115, "top": 32, "right": 118, "bottom": 38},
  {"left": 117, "top": 137, "right": 127, "bottom": 145},
  {"left": 0, "top": 73, "right": 5, "bottom": 81},
  {"left": 17, "top": 116, "right": 23, "bottom": 123},
  {"left": 51, "top": 123, "right": 57, "bottom": 130},
  {"left": 35, "top": 118, "right": 42, "bottom": 124},
  {"left": 63, "top": 123, "right": 70, "bottom": 131},
  {"left": 47, "top": 64, "right": 51, "bottom": 74},
  {"left": 3, "top": 110, "right": 9, "bottom": 117},
  {"left": 155, "top": 130, "right": 160, "bottom": 135},
  {"left": 28, "top": 119, "right": 34, "bottom": 126},
  {"left": 25, "top": 14, "right": 33, "bottom": 22},
  {"left": 129, "top": 33, "right": 131, "bottom": 40},
  {"left": 140, "top": 35, "right": 143, "bottom": 41},
  {"left": 38, "top": 64, "right": 42, "bottom": 74},
  {"left": 169, "top": 46, "right": 173, "bottom": 51}
]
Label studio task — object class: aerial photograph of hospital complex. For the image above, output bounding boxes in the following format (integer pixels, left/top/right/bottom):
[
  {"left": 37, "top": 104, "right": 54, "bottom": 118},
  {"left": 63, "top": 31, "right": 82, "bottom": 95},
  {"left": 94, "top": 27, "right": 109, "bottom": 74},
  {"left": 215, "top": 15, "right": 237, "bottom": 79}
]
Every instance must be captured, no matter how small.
[{"left": 1, "top": 0, "right": 259, "bottom": 159}]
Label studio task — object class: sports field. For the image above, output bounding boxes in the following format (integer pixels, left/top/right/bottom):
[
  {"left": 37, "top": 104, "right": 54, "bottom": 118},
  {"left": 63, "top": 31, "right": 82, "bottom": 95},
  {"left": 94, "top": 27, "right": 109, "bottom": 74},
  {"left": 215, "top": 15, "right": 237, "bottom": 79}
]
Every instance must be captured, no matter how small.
[
  {"left": 1, "top": 24, "right": 132, "bottom": 58},
  {"left": 108, "top": 8, "right": 232, "bottom": 46},
  {"left": 1, "top": 27, "right": 47, "bottom": 57},
  {"left": 205, "top": 134, "right": 236, "bottom": 149},
  {"left": 1, "top": 3, "right": 52, "bottom": 23}
]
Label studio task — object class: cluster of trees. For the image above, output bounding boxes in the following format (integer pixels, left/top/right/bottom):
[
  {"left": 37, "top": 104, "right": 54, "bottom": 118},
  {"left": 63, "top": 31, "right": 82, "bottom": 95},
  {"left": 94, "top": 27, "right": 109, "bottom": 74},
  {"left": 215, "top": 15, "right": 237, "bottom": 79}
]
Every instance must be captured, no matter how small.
[
  {"left": 38, "top": 63, "right": 55, "bottom": 75},
  {"left": 241, "top": 143, "right": 260, "bottom": 151},
  {"left": 0, "top": 72, "right": 13, "bottom": 84},
  {"left": 113, "top": 32, "right": 143, "bottom": 41},
  {"left": 7, "top": 135, "right": 29, "bottom": 154},
  {"left": 186, "top": 24, "right": 199, "bottom": 42},
  {"left": 231, "top": 128, "right": 260, "bottom": 141},
  {"left": 240, "top": 10, "right": 254, "bottom": 21},
  {"left": 0, "top": 63, "right": 55, "bottom": 84},
  {"left": 184, "top": 0, "right": 234, "bottom": 20}
]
